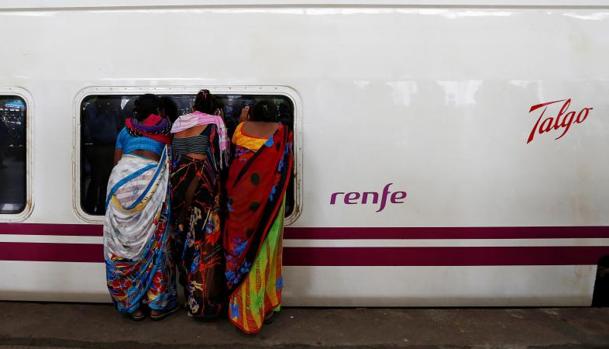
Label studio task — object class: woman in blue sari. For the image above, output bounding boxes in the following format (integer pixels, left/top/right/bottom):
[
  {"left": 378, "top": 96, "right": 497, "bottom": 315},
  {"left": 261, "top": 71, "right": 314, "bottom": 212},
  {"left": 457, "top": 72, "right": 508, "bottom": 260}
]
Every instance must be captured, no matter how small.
[{"left": 103, "top": 94, "right": 177, "bottom": 321}]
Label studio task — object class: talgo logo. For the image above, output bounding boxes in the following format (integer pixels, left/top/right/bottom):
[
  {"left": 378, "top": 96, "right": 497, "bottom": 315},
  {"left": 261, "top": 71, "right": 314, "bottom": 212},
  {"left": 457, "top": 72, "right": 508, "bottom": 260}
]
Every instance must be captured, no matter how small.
[
  {"left": 527, "top": 98, "right": 593, "bottom": 144},
  {"left": 330, "top": 183, "right": 407, "bottom": 212}
]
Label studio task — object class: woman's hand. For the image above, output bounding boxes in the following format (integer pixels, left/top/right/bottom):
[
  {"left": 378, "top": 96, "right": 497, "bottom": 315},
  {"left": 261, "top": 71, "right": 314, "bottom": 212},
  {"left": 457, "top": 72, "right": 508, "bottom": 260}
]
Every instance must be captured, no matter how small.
[{"left": 239, "top": 106, "right": 250, "bottom": 122}]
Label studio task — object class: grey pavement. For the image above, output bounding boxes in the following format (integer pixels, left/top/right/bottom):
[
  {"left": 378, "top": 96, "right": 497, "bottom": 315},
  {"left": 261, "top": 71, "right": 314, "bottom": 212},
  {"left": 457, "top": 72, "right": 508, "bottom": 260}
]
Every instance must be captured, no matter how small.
[{"left": 0, "top": 302, "right": 608, "bottom": 349}]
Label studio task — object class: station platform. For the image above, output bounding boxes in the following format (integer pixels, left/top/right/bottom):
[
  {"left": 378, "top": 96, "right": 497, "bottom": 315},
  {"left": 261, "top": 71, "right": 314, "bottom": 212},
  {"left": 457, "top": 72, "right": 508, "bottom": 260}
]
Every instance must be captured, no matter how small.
[{"left": 0, "top": 302, "right": 608, "bottom": 348}]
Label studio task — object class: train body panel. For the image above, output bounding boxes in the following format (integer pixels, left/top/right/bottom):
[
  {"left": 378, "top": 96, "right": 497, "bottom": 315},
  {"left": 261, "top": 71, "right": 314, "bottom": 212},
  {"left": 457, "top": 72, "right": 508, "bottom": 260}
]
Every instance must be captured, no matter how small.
[
  {"left": 1, "top": 0, "right": 608, "bottom": 305},
  {"left": 0, "top": 261, "right": 597, "bottom": 306}
]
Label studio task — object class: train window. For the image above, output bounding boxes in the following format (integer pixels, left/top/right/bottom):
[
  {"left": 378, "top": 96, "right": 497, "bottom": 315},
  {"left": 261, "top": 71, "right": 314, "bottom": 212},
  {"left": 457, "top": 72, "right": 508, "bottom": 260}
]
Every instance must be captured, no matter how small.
[
  {"left": 0, "top": 96, "right": 27, "bottom": 214},
  {"left": 79, "top": 93, "right": 296, "bottom": 218}
]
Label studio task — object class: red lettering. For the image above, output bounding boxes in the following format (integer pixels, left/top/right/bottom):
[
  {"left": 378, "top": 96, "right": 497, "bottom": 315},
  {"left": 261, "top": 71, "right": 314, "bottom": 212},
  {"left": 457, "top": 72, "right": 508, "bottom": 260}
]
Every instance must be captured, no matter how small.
[
  {"left": 527, "top": 111, "right": 544, "bottom": 144},
  {"left": 540, "top": 117, "right": 554, "bottom": 133},
  {"left": 577, "top": 107, "right": 592, "bottom": 123},
  {"left": 527, "top": 98, "right": 592, "bottom": 144},
  {"left": 556, "top": 111, "right": 575, "bottom": 140},
  {"left": 553, "top": 98, "right": 572, "bottom": 130}
]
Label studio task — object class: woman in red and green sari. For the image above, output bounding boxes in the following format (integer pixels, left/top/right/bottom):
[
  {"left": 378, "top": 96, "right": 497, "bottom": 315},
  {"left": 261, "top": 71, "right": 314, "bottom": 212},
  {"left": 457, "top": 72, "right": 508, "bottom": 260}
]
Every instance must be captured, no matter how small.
[{"left": 224, "top": 101, "right": 294, "bottom": 334}]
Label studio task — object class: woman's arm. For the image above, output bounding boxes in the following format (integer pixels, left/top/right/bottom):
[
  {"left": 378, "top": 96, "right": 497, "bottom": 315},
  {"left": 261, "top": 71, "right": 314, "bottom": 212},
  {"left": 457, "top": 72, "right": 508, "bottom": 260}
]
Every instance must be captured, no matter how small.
[
  {"left": 113, "top": 149, "right": 123, "bottom": 165},
  {"left": 113, "top": 127, "right": 126, "bottom": 165},
  {"left": 211, "top": 125, "right": 223, "bottom": 169}
]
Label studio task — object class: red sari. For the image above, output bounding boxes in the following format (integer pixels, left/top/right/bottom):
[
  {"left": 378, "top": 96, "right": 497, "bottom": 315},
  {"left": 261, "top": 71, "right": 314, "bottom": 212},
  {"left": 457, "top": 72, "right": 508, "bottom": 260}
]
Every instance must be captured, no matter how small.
[{"left": 224, "top": 123, "right": 293, "bottom": 334}]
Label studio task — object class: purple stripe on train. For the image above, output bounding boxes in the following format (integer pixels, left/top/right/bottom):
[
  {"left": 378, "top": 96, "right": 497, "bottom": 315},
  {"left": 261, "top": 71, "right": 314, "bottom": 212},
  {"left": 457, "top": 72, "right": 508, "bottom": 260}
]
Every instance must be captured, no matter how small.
[{"left": 330, "top": 183, "right": 407, "bottom": 212}]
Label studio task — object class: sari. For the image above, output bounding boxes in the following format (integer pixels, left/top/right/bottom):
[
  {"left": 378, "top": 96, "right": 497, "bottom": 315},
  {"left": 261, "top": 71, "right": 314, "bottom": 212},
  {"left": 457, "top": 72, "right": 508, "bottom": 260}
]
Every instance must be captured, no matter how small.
[
  {"left": 224, "top": 123, "right": 293, "bottom": 334},
  {"left": 103, "top": 147, "right": 177, "bottom": 314},
  {"left": 170, "top": 114, "right": 228, "bottom": 319}
]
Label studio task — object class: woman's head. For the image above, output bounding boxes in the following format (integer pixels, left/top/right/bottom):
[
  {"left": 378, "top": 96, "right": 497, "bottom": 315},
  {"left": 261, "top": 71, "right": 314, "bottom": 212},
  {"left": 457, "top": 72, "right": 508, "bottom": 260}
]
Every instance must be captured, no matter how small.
[
  {"left": 250, "top": 100, "right": 277, "bottom": 122},
  {"left": 193, "top": 89, "right": 217, "bottom": 114},
  {"left": 133, "top": 94, "right": 160, "bottom": 121},
  {"left": 159, "top": 97, "right": 179, "bottom": 123}
]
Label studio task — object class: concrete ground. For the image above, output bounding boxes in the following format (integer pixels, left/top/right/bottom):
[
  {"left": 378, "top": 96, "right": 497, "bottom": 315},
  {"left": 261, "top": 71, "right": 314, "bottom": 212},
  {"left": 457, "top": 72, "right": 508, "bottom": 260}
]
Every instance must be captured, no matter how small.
[{"left": 0, "top": 302, "right": 608, "bottom": 349}]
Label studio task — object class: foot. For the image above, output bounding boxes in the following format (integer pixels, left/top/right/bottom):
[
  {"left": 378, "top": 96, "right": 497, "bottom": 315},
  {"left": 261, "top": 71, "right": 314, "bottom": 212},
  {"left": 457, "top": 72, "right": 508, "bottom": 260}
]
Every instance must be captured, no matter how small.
[
  {"left": 129, "top": 308, "right": 146, "bottom": 321},
  {"left": 263, "top": 311, "right": 275, "bottom": 325},
  {"left": 150, "top": 305, "right": 179, "bottom": 321}
]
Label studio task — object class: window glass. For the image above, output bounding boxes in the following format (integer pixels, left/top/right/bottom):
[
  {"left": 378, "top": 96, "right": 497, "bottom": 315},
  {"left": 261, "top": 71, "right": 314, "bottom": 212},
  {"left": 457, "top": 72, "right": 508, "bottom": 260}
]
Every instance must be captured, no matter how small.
[
  {"left": 0, "top": 96, "right": 27, "bottom": 214},
  {"left": 80, "top": 93, "right": 296, "bottom": 217}
]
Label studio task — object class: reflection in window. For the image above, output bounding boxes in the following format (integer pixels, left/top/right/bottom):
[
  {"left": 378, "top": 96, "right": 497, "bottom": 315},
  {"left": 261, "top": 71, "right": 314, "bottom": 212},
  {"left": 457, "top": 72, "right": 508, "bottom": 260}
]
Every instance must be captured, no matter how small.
[
  {"left": 0, "top": 96, "right": 26, "bottom": 214},
  {"left": 80, "top": 93, "right": 295, "bottom": 217}
]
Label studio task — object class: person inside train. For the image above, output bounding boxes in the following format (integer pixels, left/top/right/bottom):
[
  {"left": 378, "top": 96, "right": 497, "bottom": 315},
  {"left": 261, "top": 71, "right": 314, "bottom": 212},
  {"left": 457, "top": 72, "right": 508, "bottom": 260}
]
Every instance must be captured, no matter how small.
[
  {"left": 278, "top": 101, "right": 293, "bottom": 130},
  {"left": 104, "top": 94, "right": 177, "bottom": 321},
  {"left": 225, "top": 96, "right": 254, "bottom": 139},
  {"left": 169, "top": 89, "right": 229, "bottom": 320},
  {"left": 276, "top": 101, "right": 295, "bottom": 216},
  {"left": 0, "top": 116, "right": 8, "bottom": 169},
  {"left": 159, "top": 96, "right": 179, "bottom": 124},
  {"left": 223, "top": 100, "right": 294, "bottom": 334},
  {"left": 82, "top": 96, "right": 122, "bottom": 215}
]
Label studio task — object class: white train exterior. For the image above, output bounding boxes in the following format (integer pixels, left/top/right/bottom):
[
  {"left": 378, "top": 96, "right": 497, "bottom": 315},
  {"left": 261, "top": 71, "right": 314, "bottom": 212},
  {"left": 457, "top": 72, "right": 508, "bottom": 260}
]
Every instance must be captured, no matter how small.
[{"left": 0, "top": 0, "right": 608, "bottom": 306}]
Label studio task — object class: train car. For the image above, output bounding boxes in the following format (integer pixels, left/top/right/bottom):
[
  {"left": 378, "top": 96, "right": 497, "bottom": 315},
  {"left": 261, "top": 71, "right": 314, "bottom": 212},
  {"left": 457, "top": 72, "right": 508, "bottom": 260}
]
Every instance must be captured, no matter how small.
[{"left": 1, "top": 0, "right": 609, "bottom": 306}]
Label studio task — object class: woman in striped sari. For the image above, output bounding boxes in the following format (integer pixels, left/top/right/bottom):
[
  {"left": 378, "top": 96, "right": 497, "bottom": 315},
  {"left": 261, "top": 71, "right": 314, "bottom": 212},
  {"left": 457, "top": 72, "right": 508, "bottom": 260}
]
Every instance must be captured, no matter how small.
[
  {"left": 224, "top": 100, "right": 294, "bottom": 334},
  {"left": 170, "top": 90, "right": 229, "bottom": 319},
  {"left": 104, "top": 94, "right": 177, "bottom": 321}
]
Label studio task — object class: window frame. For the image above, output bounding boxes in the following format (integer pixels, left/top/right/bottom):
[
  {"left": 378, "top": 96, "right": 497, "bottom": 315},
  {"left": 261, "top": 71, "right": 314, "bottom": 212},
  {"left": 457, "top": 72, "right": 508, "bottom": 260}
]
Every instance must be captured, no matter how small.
[
  {"left": 73, "top": 85, "right": 303, "bottom": 226},
  {"left": 0, "top": 87, "right": 33, "bottom": 221}
]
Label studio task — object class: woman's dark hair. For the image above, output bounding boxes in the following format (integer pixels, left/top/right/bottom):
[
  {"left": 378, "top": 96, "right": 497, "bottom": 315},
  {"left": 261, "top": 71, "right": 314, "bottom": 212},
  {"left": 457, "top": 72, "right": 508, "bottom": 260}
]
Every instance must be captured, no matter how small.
[
  {"left": 159, "top": 97, "right": 179, "bottom": 123},
  {"left": 193, "top": 89, "right": 217, "bottom": 114},
  {"left": 133, "top": 94, "right": 160, "bottom": 121},
  {"left": 250, "top": 100, "right": 277, "bottom": 122}
]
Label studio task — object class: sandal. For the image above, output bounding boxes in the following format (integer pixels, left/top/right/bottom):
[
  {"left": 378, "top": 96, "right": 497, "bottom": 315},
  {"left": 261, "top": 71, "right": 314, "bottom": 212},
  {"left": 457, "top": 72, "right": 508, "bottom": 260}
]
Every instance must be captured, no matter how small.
[
  {"left": 150, "top": 305, "right": 179, "bottom": 321},
  {"left": 263, "top": 311, "right": 275, "bottom": 325},
  {"left": 129, "top": 308, "right": 146, "bottom": 321}
]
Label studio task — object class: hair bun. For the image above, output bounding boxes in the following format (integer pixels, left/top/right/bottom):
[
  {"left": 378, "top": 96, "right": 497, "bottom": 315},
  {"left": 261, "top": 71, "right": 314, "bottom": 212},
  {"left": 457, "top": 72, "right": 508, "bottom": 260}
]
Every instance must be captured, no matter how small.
[{"left": 193, "top": 89, "right": 216, "bottom": 114}]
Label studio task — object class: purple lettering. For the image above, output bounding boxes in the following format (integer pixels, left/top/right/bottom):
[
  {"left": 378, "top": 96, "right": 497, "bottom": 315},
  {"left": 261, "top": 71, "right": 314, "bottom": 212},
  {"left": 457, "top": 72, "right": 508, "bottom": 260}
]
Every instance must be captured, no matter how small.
[
  {"left": 390, "top": 191, "right": 407, "bottom": 203},
  {"left": 330, "top": 184, "right": 408, "bottom": 212},
  {"left": 376, "top": 183, "right": 393, "bottom": 212},
  {"left": 330, "top": 192, "right": 344, "bottom": 205},
  {"left": 361, "top": 192, "right": 379, "bottom": 204},
  {"left": 344, "top": 192, "right": 360, "bottom": 204}
]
